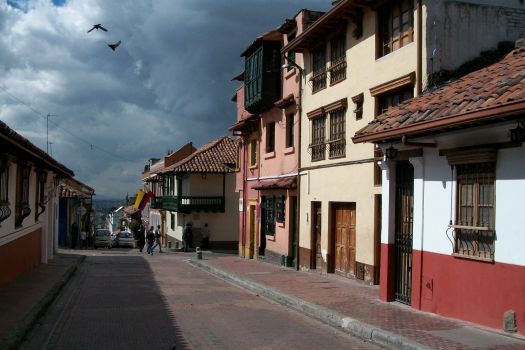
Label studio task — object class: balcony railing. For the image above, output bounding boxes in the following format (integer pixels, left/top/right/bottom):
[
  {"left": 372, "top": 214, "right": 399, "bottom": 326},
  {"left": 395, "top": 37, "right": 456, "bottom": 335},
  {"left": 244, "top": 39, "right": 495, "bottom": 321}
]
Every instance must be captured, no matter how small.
[{"left": 151, "top": 196, "right": 225, "bottom": 213}]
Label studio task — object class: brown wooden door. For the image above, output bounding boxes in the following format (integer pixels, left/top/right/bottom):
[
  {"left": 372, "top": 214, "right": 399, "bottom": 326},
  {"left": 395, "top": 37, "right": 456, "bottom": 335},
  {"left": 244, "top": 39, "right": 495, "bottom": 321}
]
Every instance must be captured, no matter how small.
[
  {"left": 333, "top": 203, "right": 356, "bottom": 276},
  {"left": 312, "top": 202, "right": 322, "bottom": 270}
]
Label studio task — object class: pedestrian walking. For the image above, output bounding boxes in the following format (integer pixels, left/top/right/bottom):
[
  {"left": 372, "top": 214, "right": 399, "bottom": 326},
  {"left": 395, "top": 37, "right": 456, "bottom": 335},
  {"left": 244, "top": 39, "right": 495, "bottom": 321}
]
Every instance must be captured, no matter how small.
[
  {"left": 182, "top": 223, "right": 192, "bottom": 252},
  {"left": 201, "top": 223, "right": 210, "bottom": 250},
  {"left": 152, "top": 225, "right": 162, "bottom": 253},
  {"left": 146, "top": 226, "right": 155, "bottom": 255}
]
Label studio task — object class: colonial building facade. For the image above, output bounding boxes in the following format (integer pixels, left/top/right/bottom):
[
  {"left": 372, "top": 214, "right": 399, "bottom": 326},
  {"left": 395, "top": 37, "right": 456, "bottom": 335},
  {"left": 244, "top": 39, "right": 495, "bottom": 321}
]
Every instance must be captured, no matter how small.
[{"left": 281, "top": 0, "right": 525, "bottom": 285}]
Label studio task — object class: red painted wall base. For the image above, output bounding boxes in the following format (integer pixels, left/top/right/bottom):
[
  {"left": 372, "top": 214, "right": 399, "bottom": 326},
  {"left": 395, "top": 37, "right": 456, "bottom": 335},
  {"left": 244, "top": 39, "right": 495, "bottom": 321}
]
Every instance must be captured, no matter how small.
[{"left": 0, "top": 229, "right": 42, "bottom": 287}]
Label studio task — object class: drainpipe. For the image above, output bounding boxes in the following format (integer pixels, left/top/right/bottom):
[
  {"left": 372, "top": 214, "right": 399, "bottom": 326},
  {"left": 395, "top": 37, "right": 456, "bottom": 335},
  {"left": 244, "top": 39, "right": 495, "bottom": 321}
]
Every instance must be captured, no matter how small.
[
  {"left": 283, "top": 54, "right": 303, "bottom": 270},
  {"left": 416, "top": 0, "right": 423, "bottom": 96}
]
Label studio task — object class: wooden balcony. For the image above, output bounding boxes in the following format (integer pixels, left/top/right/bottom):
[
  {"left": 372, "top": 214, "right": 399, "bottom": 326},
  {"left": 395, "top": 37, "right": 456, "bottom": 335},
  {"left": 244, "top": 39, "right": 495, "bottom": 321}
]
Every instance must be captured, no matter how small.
[{"left": 151, "top": 195, "right": 225, "bottom": 213}]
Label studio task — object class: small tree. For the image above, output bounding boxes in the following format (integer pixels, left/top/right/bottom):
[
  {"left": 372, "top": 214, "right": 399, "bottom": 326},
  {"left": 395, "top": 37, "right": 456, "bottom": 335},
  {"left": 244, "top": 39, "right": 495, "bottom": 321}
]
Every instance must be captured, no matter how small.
[{"left": 129, "top": 220, "right": 141, "bottom": 239}]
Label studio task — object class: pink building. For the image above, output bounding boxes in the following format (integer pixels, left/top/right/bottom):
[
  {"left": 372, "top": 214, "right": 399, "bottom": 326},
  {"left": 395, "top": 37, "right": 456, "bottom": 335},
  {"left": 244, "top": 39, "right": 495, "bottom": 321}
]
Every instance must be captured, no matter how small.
[{"left": 231, "top": 10, "right": 322, "bottom": 266}]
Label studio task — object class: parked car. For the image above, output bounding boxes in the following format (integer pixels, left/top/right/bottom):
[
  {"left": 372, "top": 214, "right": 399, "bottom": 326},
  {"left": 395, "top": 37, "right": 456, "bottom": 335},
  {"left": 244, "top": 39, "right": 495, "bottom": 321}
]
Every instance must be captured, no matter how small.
[
  {"left": 94, "top": 229, "right": 115, "bottom": 249},
  {"left": 116, "top": 230, "right": 135, "bottom": 248}
]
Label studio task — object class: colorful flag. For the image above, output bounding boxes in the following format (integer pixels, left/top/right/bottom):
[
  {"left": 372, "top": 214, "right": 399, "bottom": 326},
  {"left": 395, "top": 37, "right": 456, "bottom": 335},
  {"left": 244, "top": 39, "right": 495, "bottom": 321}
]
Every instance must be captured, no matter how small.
[
  {"left": 134, "top": 190, "right": 145, "bottom": 209},
  {"left": 139, "top": 191, "right": 153, "bottom": 211}
]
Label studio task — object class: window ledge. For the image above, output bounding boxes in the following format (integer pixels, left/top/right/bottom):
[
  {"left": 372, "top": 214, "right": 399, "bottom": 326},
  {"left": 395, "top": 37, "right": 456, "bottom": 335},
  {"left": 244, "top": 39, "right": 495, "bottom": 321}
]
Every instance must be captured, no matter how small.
[
  {"left": 249, "top": 165, "right": 258, "bottom": 170},
  {"left": 264, "top": 151, "right": 276, "bottom": 159},
  {"left": 452, "top": 253, "right": 494, "bottom": 263},
  {"left": 330, "top": 77, "right": 346, "bottom": 87},
  {"left": 284, "top": 146, "right": 295, "bottom": 155},
  {"left": 266, "top": 234, "right": 276, "bottom": 241}
]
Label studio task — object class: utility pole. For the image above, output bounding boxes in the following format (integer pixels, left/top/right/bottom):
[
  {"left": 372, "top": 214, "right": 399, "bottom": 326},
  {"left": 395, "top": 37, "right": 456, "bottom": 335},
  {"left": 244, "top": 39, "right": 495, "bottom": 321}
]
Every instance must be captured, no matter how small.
[{"left": 46, "top": 114, "right": 56, "bottom": 154}]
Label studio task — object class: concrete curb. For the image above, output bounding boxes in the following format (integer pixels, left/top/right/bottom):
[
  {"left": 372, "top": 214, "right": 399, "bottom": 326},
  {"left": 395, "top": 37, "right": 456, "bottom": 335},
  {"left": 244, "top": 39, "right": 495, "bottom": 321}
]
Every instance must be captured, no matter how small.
[
  {"left": 0, "top": 255, "right": 85, "bottom": 350},
  {"left": 189, "top": 259, "right": 433, "bottom": 350}
]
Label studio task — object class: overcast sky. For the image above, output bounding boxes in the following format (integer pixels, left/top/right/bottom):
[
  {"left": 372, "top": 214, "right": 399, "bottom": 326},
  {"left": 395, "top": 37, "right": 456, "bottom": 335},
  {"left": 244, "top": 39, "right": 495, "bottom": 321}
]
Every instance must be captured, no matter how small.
[{"left": 0, "top": 0, "right": 329, "bottom": 199}]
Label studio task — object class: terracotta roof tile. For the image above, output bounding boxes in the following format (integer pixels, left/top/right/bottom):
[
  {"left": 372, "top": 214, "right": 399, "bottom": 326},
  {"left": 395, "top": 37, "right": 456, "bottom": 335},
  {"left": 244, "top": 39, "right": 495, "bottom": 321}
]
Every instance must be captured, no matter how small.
[
  {"left": 353, "top": 46, "right": 525, "bottom": 143},
  {"left": 162, "top": 136, "right": 238, "bottom": 174}
]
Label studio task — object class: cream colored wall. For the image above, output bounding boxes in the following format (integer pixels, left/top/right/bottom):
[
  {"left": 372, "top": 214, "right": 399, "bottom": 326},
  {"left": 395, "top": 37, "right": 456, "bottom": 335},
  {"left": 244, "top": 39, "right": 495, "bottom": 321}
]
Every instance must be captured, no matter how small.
[{"left": 299, "top": 8, "right": 414, "bottom": 266}]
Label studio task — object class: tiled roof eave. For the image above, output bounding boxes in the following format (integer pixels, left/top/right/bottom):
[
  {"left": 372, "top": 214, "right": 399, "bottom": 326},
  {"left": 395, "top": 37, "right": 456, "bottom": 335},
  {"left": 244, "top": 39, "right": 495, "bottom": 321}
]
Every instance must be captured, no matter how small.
[{"left": 352, "top": 99, "right": 525, "bottom": 144}]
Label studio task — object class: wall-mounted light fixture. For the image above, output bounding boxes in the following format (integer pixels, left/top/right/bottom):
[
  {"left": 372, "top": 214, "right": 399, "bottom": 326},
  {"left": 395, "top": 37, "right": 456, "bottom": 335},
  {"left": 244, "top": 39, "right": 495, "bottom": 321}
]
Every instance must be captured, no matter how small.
[{"left": 385, "top": 145, "right": 399, "bottom": 160}]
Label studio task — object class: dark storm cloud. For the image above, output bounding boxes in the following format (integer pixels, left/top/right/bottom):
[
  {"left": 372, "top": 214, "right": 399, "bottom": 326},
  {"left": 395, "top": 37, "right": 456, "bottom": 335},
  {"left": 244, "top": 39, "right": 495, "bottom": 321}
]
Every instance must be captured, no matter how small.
[{"left": 0, "top": 0, "right": 329, "bottom": 198}]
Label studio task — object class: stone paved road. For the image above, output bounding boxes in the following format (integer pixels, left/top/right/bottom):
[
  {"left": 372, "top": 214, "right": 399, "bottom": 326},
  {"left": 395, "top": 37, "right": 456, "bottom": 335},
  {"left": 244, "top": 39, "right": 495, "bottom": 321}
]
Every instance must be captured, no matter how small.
[{"left": 21, "top": 250, "right": 383, "bottom": 350}]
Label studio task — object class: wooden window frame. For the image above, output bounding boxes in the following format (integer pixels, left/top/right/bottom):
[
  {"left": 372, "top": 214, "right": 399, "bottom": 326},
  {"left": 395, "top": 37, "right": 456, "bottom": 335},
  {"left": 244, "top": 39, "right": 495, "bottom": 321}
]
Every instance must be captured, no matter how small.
[
  {"left": 452, "top": 162, "right": 496, "bottom": 261},
  {"left": 329, "top": 33, "right": 346, "bottom": 86},
  {"left": 249, "top": 138, "right": 258, "bottom": 168},
  {"left": 245, "top": 46, "right": 263, "bottom": 106},
  {"left": 378, "top": 0, "right": 414, "bottom": 57},
  {"left": 310, "top": 116, "right": 326, "bottom": 162},
  {"left": 311, "top": 47, "right": 327, "bottom": 93},
  {"left": 328, "top": 107, "right": 346, "bottom": 159}
]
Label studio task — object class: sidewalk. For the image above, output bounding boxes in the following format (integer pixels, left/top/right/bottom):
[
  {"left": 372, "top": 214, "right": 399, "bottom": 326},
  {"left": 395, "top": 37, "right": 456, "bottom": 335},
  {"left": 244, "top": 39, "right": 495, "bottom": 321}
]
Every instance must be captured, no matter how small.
[
  {"left": 0, "top": 252, "right": 84, "bottom": 350},
  {"left": 189, "top": 253, "right": 525, "bottom": 350}
]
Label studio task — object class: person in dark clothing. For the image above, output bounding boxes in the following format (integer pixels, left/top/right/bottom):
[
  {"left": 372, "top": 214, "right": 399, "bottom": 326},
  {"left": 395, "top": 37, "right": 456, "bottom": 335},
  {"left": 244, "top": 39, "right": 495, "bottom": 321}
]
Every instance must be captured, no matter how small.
[
  {"left": 137, "top": 224, "right": 146, "bottom": 252},
  {"left": 182, "top": 223, "right": 192, "bottom": 252},
  {"left": 146, "top": 226, "right": 155, "bottom": 255}
]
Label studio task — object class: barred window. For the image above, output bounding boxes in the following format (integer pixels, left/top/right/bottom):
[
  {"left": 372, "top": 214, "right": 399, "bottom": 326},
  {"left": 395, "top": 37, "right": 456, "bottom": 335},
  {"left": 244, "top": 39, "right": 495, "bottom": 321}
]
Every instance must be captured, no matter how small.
[
  {"left": 328, "top": 108, "right": 346, "bottom": 158},
  {"left": 454, "top": 162, "right": 495, "bottom": 260},
  {"left": 15, "top": 163, "right": 31, "bottom": 227},
  {"left": 312, "top": 48, "right": 326, "bottom": 93},
  {"left": 35, "top": 171, "right": 47, "bottom": 221},
  {"left": 311, "top": 117, "right": 326, "bottom": 161},
  {"left": 329, "top": 34, "right": 346, "bottom": 85}
]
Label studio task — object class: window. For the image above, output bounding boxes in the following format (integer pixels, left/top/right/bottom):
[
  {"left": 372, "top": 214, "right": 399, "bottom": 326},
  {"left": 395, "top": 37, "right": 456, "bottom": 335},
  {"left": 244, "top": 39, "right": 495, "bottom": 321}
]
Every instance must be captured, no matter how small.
[
  {"left": 35, "top": 171, "right": 47, "bottom": 221},
  {"left": 249, "top": 138, "right": 258, "bottom": 167},
  {"left": 0, "top": 155, "right": 10, "bottom": 224},
  {"left": 378, "top": 87, "right": 413, "bottom": 115},
  {"left": 286, "top": 113, "right": 294, "bottom": 149},
  {"left": 261, "top": 195, "right": 285, "bottom": 235},
  {"left": 311, "top": 117, "right": 326, "bottom": 161},
  {"left": 245, "top": 46, "right": 263, "bottom": 107},
  {"left": 15, "top": 163, "right": 31, "bottom": 227},
  {"left": 311, "top": 48, "right": 326, "bottom": 93},
  {"left": 266, "top": 122, "right": 275, "bottom": 153},
  {"left": 379, "top": 0, "right": 414, "bottom": 57},
  {"left": 170, "top": 213, "right": 175, "bottom": 230},
  {"left": 454, "top": 162, "right": 495, "bottom": 260},
  {"left": 262, "top": 196, "right": 275, "bottom": 235},
  {"left": 328, "top": 108, "right": 346, "bottom": 158},
  {"left": 329, "top": 34, "right": 346, "bottom": 85}
]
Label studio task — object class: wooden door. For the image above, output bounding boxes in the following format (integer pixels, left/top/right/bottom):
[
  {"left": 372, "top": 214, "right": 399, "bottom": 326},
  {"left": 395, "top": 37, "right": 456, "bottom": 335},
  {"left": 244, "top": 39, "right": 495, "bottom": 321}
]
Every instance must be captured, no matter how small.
[
  {"left": 333, "top": 203, "right": 356, "bottom": 276},
  {"left": 311, "top": 202, "right": 322, "bottom": 270},
  {"left": 249, "top": 205, "right": 256, "bottom": 259}
]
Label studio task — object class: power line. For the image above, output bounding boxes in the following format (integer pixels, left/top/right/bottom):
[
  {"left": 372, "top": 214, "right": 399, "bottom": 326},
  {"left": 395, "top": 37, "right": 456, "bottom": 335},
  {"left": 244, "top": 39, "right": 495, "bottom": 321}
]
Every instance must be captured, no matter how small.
[{"left": 0, "top": 84, "right": 135, "bottom": 162}]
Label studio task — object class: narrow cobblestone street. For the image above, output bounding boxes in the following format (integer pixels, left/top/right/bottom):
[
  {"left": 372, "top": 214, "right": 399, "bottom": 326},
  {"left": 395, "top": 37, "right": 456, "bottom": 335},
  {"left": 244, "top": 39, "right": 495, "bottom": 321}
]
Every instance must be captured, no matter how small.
[{"left": 19, "top": 250, "right": 383, "bottom": 350}]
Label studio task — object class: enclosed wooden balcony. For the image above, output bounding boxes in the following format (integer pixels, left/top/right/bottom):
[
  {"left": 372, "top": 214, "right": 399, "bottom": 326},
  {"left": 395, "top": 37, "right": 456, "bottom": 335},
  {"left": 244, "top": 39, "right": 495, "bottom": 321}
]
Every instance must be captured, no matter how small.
[{"left": 151, "top": 195, "right": 225, "bottom": 213}]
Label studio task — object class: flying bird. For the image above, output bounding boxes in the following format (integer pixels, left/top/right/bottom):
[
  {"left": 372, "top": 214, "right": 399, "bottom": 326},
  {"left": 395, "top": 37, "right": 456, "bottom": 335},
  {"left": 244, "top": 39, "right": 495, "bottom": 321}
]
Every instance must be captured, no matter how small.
[
  {"left": 87, "top": 24, "right": 108, "bottom": 33},
  {"left": 107, "top": 40, "right": 121, "bottom": 51}
]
